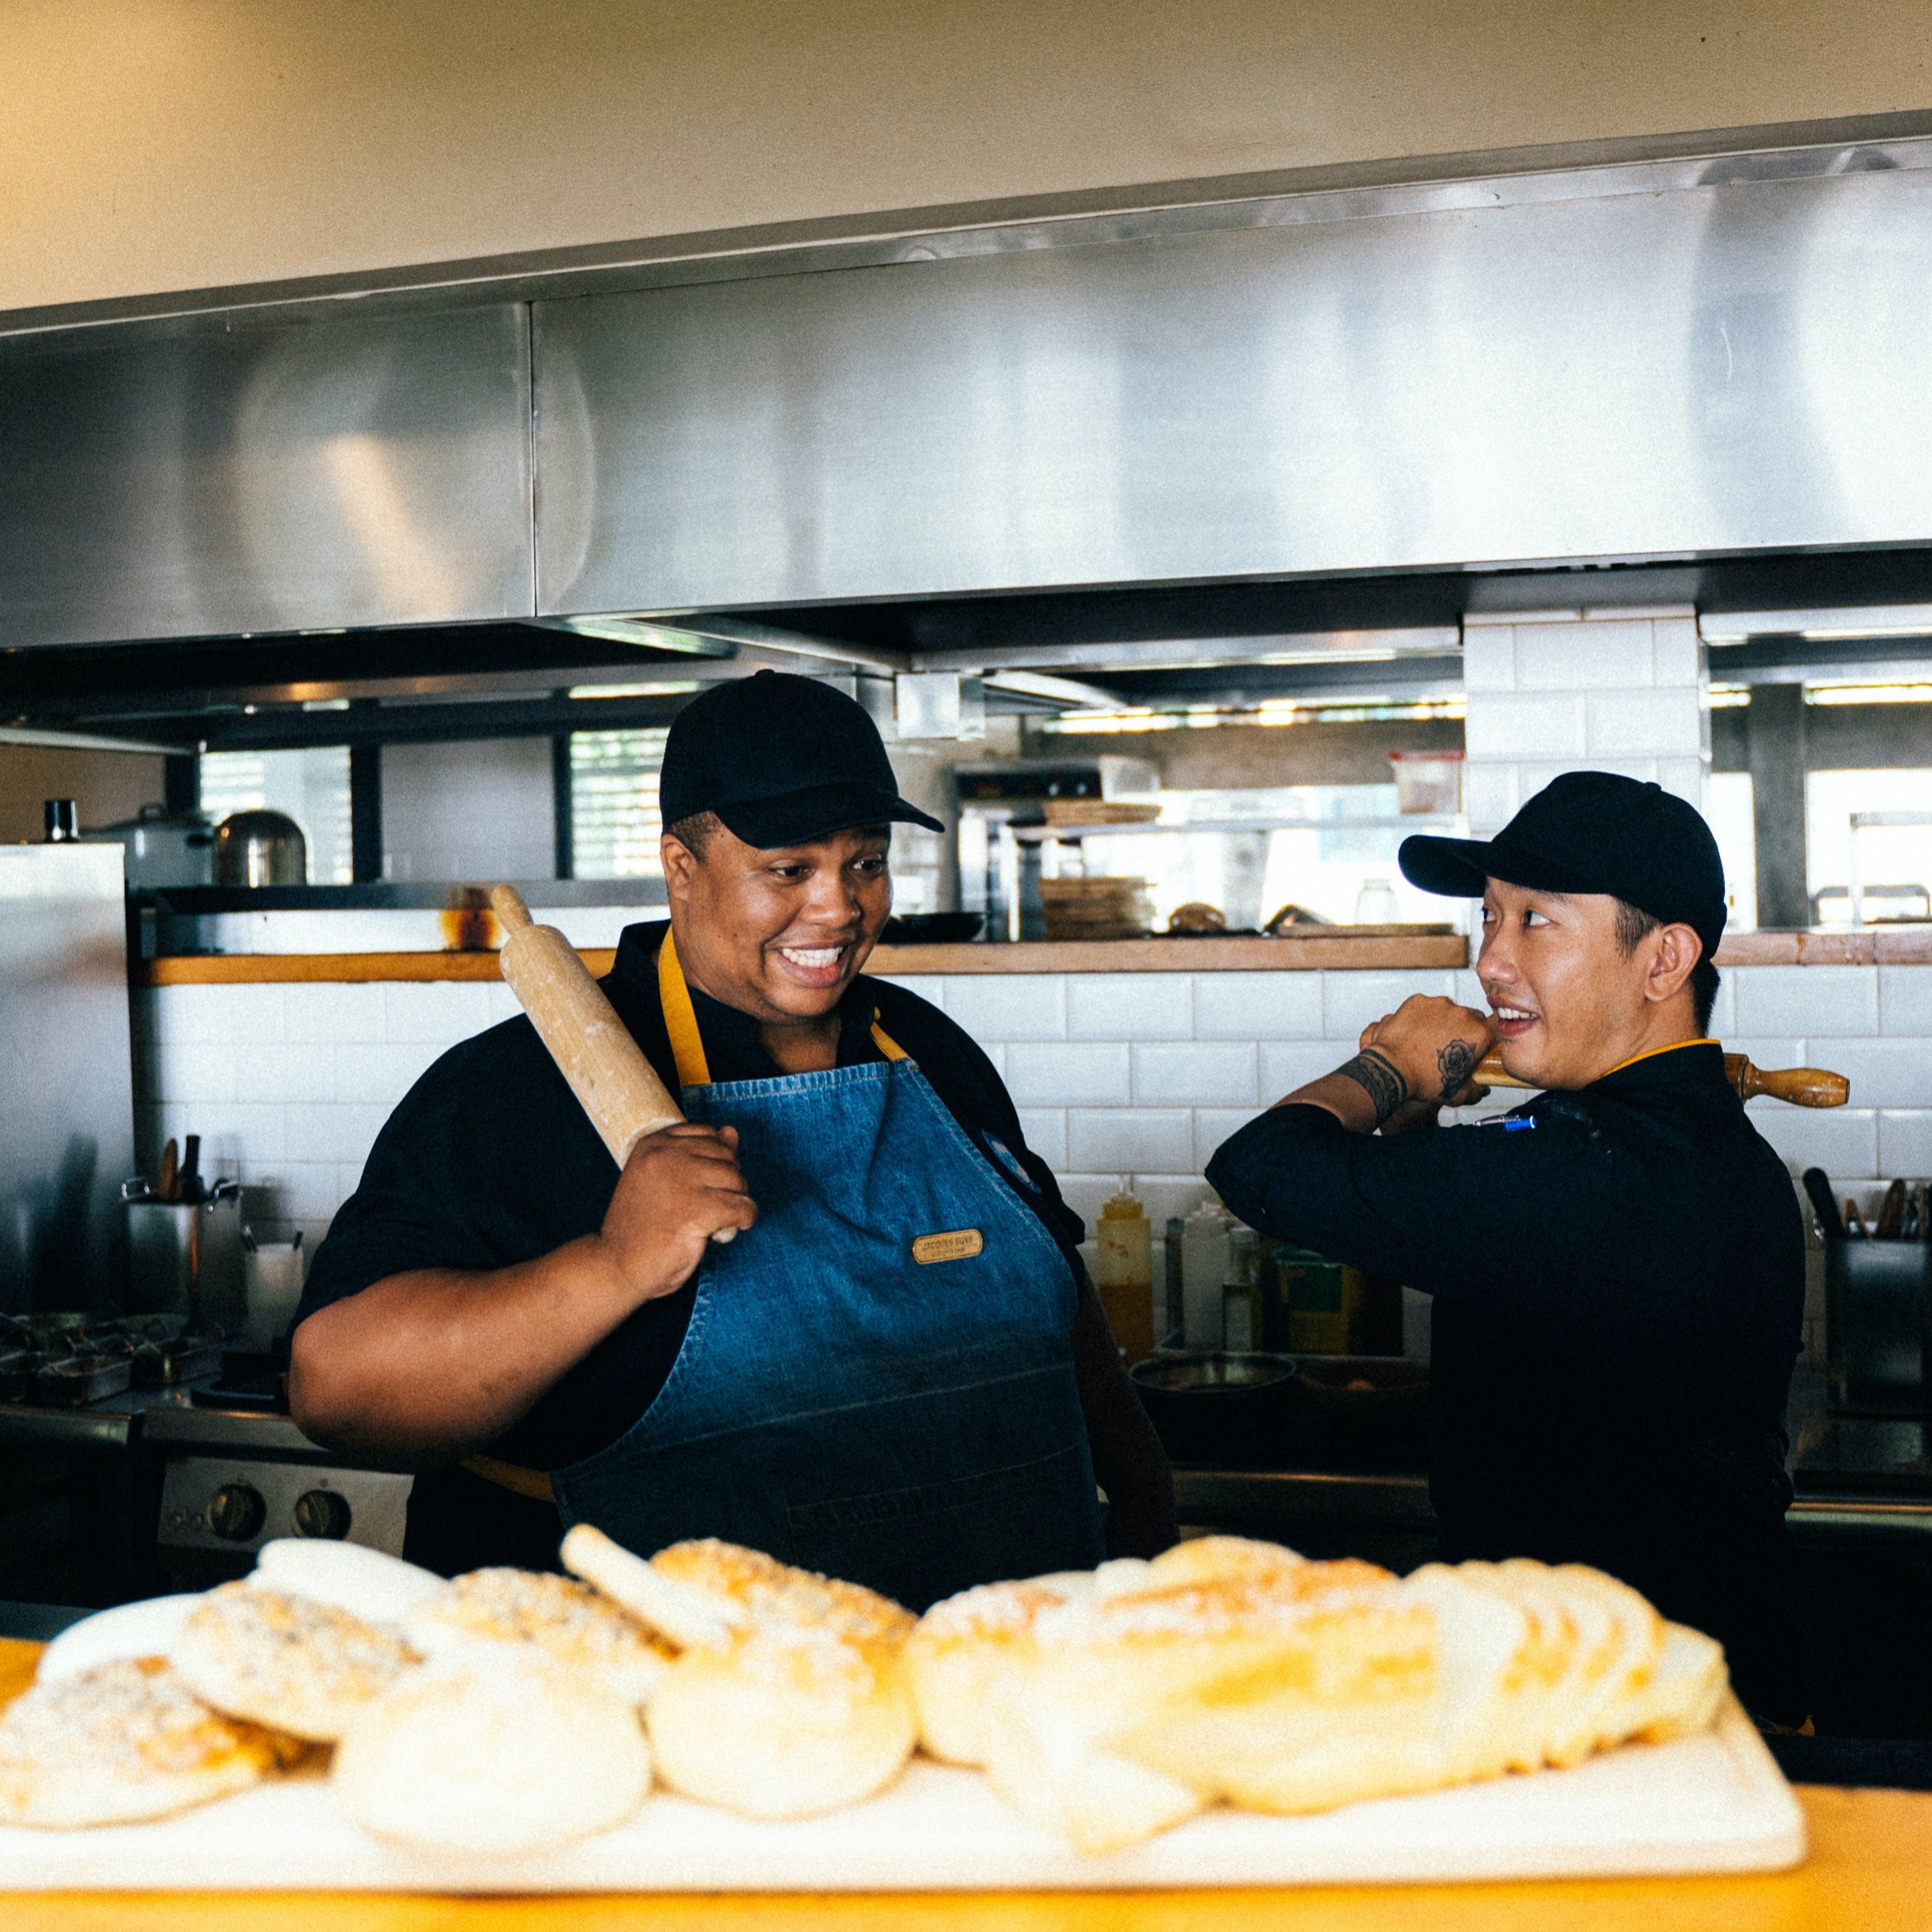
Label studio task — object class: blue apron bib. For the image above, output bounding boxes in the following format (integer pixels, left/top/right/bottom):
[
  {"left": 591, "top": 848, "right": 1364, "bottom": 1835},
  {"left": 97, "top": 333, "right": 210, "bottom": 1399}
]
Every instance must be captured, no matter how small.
[{"left": 549, "top": 936, "right": 1106, "bottom": 1611}]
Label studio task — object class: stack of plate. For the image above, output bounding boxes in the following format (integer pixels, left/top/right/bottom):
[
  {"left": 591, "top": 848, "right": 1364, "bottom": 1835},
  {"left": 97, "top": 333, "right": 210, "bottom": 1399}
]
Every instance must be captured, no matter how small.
[{"left": 1038, "top": 877, "right": 1154, "bottom": 940}]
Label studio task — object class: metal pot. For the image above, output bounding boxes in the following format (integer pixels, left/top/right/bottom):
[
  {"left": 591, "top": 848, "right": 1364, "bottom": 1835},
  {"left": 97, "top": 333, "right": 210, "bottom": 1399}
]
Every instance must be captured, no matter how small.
[
  {"left": 214, "top": 810, "right": 308, "bottom": 888},
  {"left": 91, "top": 804, "right": 218, "bottom": 889},
  {"left": 1129, "top": 1351, "right": 1301, "bottom": 1464}
]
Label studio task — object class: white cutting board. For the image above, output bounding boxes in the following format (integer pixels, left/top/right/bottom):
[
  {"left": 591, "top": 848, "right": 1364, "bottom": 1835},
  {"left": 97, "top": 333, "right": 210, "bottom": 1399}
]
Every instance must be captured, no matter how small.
[{"left": 0, "top": 1699, "right": 1802, "bottom": 1891}]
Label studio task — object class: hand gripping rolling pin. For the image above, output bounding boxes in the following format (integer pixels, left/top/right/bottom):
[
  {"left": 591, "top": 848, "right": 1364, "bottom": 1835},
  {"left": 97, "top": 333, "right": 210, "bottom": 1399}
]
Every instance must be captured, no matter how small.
[
  {"left": 489, "top": 885, "right": 736, "bottom": 1240},
  {"left": 1474, "top": 1048, "right": 1848, "bottom": 1107}
]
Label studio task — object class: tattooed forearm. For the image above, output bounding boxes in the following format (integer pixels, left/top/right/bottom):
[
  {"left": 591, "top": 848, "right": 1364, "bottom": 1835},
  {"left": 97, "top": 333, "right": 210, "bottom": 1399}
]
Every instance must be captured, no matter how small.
[
  {"left": 1436, "top": 1038, "right": 1480, "bottom": 1101},
  {"left": 1335, "top": 1048, "right": 1409, "bottom": 1127}
]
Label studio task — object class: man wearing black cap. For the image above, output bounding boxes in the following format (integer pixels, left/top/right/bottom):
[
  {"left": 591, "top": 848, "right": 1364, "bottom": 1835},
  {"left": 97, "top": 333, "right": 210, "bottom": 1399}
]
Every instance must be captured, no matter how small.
[
  {"left": 1207, "top": 772, "right": 1807, "bottom": 1722},
  {"left": 293, "top": 671, "right": 1175, "bottom": 1604}
]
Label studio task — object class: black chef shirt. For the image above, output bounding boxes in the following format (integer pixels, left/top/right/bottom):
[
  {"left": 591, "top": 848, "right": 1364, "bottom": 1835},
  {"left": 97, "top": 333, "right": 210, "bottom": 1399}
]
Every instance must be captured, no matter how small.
[
  {"left": 1207, "top": 1043, "right": 1809, "bottom": 1722},
  {"left": 298, "top": 921, "right": 1086, "bottom": 1576}
]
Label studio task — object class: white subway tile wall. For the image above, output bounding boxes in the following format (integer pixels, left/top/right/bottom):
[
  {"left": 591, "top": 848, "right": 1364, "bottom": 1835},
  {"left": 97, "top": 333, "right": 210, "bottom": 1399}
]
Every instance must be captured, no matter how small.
[
  {"left": 1460, "top": 609, "right": 1709, "bottom": 836},
  {"left": 133, "top": 962, "right": 1932, "bottom": 1366}
]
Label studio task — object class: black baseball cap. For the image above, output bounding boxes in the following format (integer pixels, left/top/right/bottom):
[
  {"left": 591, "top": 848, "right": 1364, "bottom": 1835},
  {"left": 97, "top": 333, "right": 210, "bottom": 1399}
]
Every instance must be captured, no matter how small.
[
  {"left": 1399, "top": 771, "right": 1727, "bottom": 959},
  {"left": 659, "top": 670, "right": 944, "bottom": 850}
]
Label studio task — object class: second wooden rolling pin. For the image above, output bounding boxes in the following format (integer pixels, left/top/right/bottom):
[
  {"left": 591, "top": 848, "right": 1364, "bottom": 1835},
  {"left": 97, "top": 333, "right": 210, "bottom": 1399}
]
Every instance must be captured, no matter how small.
[
  {"left": 1474, "top": 1048, "right": 1848, "bottom": 1107},
  {"left": 490, "top": 885, "right": 737, "bottom": 1241}
]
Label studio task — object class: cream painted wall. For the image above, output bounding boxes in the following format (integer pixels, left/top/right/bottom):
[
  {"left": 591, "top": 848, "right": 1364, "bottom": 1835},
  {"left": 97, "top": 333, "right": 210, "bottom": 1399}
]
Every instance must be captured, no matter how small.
[
  {"left": 0, "top": 744, "right": 166, "bottom": 844},
  {"left": 3, "top": 1, "right": 1929, "bottom": 314}
]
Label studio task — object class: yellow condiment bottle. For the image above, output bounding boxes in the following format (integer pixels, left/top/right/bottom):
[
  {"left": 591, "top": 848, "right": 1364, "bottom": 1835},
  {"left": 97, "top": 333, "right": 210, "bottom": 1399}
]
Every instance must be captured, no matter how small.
[{"left": 1093, "top": 1191, "right": 1156, "bottom": 1364}]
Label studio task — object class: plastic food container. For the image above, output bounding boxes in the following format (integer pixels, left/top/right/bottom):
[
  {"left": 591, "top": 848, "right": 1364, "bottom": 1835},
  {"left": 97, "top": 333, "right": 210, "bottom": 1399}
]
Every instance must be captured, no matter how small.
[{"left": 1388, "top": 750, "right": 1464, "bottom": 816}]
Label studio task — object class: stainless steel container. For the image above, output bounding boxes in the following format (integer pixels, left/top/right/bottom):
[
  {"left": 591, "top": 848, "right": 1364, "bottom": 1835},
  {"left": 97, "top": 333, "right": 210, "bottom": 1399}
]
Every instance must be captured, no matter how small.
[
  {"left": 1826, "top": 1239, "right": 1932, "bottom": 1417},
  {"left": 125, "top": 1188, "right": 247, "bottom": 1337},
  {"left": 214, "top": 810, "right": 308, "bottom": 888},
  {"left": 91, "top": 804, "right": 218, "bottom": 890}
]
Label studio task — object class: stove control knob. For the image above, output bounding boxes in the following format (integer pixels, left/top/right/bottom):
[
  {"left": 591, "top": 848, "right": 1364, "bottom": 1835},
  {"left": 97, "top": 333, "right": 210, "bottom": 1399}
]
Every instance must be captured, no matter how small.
[
  {"left": 206, "top": 1483, "right": 267, "bottom": 1542},
  {"left": 292, "top": 1489, "right": 353, "bottom": 1540}
]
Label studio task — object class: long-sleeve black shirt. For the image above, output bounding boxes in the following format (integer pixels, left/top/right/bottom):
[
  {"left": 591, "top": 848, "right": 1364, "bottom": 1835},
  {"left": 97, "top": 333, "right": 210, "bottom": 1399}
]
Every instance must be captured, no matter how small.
[{"left": 1207, "top": 1042, "right": 1808, "bottom": 1720}]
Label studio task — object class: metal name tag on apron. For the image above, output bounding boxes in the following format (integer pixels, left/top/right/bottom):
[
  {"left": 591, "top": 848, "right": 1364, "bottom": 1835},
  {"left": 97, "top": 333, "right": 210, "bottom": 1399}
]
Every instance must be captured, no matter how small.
[{"left": 549, "top": 934, "right": 1105, "bottom": 1610}]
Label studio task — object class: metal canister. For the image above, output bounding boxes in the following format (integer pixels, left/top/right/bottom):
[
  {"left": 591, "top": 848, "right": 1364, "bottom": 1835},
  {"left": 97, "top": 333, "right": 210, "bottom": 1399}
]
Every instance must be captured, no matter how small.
[
  {"left": 214, "top": 810, "right": 308, "bottom": 888},
  {"left": 124, "top": 1183, "right": 247, "bottom": 1335}
]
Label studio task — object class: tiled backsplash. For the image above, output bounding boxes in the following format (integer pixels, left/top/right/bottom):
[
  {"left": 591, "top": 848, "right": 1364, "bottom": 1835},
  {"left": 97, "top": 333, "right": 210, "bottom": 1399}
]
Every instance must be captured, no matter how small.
[{"left": 134, "top": 962, "right": 1925, "bottom": 1364}]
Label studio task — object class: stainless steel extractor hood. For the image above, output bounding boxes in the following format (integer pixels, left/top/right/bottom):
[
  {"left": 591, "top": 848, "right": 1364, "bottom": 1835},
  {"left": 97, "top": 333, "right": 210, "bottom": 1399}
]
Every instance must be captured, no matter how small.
[{"left": 2, "top": 117, "right": 1930, "bottom": 678}]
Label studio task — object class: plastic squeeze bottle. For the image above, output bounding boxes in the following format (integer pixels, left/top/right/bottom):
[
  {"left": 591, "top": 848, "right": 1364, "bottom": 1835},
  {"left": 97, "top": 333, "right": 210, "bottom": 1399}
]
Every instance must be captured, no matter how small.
[
  {"left": 1093, "top": 1191, "right": 1155, "bottom": 1364},
  {"left": 1181, "top": 1203, "right": 1233, "bottom": 1349}
]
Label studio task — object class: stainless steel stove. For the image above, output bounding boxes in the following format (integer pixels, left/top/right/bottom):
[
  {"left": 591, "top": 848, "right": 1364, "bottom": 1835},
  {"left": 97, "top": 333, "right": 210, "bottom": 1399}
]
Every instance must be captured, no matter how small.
[{"left": 142, "top": 1404, "right": 411, "bottom": 1563}]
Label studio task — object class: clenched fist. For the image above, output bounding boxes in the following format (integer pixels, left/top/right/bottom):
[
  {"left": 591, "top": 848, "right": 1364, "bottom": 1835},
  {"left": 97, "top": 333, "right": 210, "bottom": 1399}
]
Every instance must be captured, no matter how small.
[
  {"left": 594, "top": 1122, "right": 757, "bottom": 1307},
  {"left": 1358, "top": 995, "right": 1496, "bottom": 1118}
]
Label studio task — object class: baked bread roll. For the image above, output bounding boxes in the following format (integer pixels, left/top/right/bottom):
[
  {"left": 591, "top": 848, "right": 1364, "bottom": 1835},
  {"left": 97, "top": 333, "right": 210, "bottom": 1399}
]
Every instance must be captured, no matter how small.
[
  {"left": 650, "top": 1538, "right": 915, "bottom": 1644},
  {"left": 1106, "top": 1561, "right": 1445, "bottom": 1814},
  {"left": 906, "top": 1574, "right": 1091, "bottom": 1767},
  {"left": 981, "top": 1558, "right": 1444, "bottom": 1838},
  {"left": 646, "top": 1626, "right": 915, "bottom": 1819},
  {"left": 1144, "top": 1535, "right": 1306, "bottom": 1589},
  {"left": 403, "top": 1568, "right": 675, "bottom": 1707},
  {"left": 169, "top": 1581, "right": 417, "bottom": 1742},
  {"left": 252, "top": 1538, "right": 443, "bottom": 1627},
  {"left": 1543, "top": 1563, "right": 1666, "bottom": 1756},
  {"left": 334, "top": 1653, "right": 650, "bottom": 1854},
  {"left": 1400, "top": 1563, "right": 1536, "bottom": 1784},
  {"left": 1483, "top": 1561, "right": 1620, "bottom": 1770},
  {"left": 560, "top": 1524, "right": 744, "bottom": 1651},
  {"left": 979, "top": 1679, "right": 1205, "bottom": 1855},
  {"left": 1442, "top": 1561, "right": 1582, "bottom": 1774},
  {"left": 1628, "top": 1621, "right": 1729, "bottom": 1743},
  {"left": 0, "top": 1657, "right": 311, "bottom": 1828}
]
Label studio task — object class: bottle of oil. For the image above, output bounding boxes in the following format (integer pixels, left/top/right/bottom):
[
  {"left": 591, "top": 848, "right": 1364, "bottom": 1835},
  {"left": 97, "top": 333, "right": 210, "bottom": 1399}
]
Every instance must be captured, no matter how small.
[{"left": 1093, "top": 1191, "right": 1155, "bottom": 1364}]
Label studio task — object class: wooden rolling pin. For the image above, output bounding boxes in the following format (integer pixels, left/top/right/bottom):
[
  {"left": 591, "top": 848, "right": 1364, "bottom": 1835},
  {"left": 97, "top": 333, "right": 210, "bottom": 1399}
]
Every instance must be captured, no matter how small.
[
  {"left": 490, "top": 887, "right": 735, "bottom": 1241},
  {"left": 1474, "top": 1048, "right": 1848, "bottom": 1107}
]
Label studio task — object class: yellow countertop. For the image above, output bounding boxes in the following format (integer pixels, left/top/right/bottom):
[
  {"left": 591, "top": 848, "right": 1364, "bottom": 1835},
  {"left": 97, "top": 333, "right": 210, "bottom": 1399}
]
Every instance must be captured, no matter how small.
[{"left": 3, "top": 1639, "right": 1929, "bottom": 1930}]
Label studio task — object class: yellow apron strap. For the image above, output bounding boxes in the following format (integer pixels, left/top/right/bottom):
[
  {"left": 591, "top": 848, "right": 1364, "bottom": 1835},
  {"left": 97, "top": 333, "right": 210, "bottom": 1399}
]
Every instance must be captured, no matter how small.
[
  {"left": 460, "top": 1454, "right": 556, "bottom": 1504},
  {"left": 662, "top": 927, "right": 908, "bottom": 1077},
  {"left": 658, "top": 928, "right": 711, "bottom": 1088}
]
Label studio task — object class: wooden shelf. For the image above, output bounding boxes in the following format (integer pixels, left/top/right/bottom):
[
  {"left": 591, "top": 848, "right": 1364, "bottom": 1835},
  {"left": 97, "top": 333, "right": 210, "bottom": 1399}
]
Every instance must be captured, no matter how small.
[
  {"left": 138, "top": 927, "right": 1932, "bottom": 985},
  {"left": 139, "top": 932, "right": 1468, "bottom": 985}
]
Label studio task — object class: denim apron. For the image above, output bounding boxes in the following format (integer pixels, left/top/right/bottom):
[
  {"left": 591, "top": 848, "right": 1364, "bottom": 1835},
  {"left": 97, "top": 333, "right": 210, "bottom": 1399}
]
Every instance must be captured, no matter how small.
[{"left": 548, "top": 935, "right": 1106, "bottom": 1610}]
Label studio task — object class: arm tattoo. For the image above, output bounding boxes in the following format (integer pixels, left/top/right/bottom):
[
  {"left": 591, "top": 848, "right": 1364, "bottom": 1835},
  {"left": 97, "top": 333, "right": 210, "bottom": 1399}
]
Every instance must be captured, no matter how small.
[
  {"left": 1335, "top": 1048, "right": 1409, "bottom": 1127},
  {"left": 1436, "top": 1038, "right": 1480, "bottom": 1101}
]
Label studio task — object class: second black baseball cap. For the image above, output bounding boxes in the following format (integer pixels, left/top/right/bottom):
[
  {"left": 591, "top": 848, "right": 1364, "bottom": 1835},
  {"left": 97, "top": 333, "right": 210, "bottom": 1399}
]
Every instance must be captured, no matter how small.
[
  {"left": 1399, "top": 770, "right": 1727, "bottom": 959},
  {"left": 659, "top": 670, "right": 944, "bottom": 850}
]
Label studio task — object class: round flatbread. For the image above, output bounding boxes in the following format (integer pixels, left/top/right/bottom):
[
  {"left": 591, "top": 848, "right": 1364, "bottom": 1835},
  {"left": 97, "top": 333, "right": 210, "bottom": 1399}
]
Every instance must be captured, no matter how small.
[
  {"left": 403, "top": 1568, "right": 675, "bottom": 1706},
  {"left": 334, "top": 1654, "right": 651, "bottom": 1855},
  {"left": 647, "top": 1626, "right": 915, "bottom": 1819},
  {"left": 169, "top": 1582, "right": 417, "bottom": 1742},
  {"left": 0, "top": 1657, "right": 309, "bottom": 1828},
  {"left": 252, "top": 1539, "right": 444, "bottom": 1626},
  {"left": 35, "top": 1595, "right": 203, "bottom": 1684}
]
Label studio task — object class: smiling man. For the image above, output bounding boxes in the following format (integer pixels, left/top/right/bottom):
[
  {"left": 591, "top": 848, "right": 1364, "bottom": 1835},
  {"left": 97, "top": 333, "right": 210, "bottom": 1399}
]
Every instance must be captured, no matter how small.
[
  {"left": 292, "top": 671, "right": 1174, "bottom": 1603},
  {"left": 1206, "top": 772, "right": 1807, "bottom": 1722}
]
